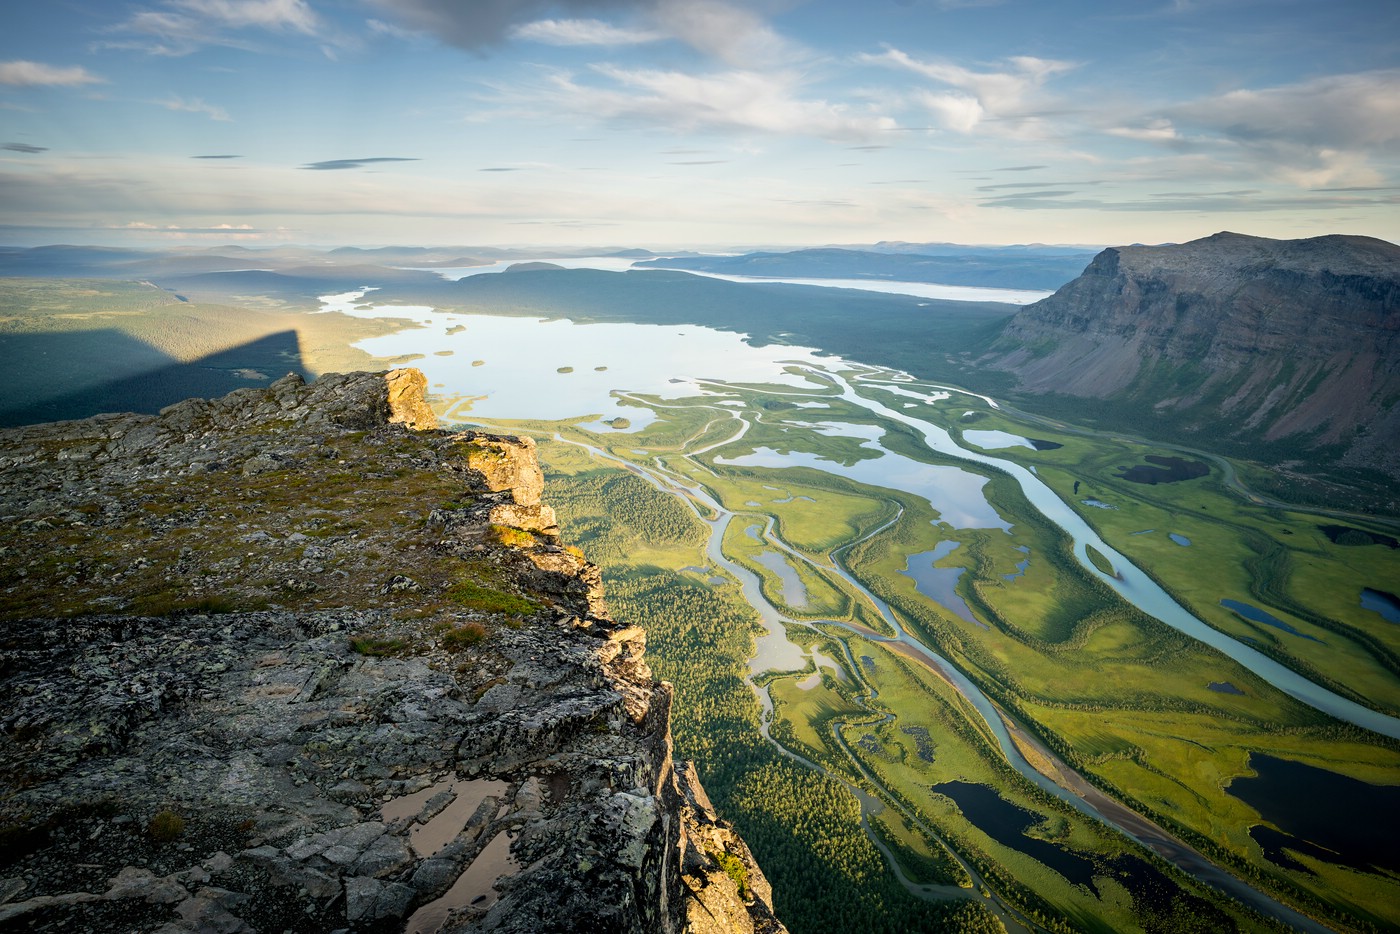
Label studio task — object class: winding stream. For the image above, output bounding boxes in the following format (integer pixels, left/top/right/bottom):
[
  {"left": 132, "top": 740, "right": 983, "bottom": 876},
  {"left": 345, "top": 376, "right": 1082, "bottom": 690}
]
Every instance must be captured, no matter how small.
[
  {"left": 553, "top": 403, "right": 1329, "bottom": 932},
  {"left": 351, "top": 286, "right": 1378, "bottom": 929},
  {"left": 834, "top": 366, "right": 1400, "bottom": 741}
]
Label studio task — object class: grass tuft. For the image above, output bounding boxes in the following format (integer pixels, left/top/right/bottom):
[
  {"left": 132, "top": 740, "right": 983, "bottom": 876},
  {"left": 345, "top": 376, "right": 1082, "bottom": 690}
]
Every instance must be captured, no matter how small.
[
  {"left": 445, "top": 579, "right": 541, "bottom": 617},
  {"left": 147, "top": 809, "right": 185, "bottom": 843},
  {"left": 442, "top": 621, "right": 488, "bottom": 650}
]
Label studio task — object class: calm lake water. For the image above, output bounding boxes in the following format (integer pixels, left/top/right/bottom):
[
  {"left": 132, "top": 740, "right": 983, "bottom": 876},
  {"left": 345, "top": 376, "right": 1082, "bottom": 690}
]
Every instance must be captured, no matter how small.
[
  {"left": 322, "top": 290, "right": 1400, "bottom": 742},
  {"left": 409, "top": 256, "right": 1053, "bottom": 304}
]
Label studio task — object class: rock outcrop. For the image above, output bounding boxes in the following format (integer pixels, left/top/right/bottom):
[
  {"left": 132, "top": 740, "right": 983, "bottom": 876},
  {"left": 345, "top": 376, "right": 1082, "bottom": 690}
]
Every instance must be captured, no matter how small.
[
  {"left": 984, "top": 232, "right": 1400, "bottom": 482},
  {"left": 0, "top": 369, "right": 783, "bottom": 933}
]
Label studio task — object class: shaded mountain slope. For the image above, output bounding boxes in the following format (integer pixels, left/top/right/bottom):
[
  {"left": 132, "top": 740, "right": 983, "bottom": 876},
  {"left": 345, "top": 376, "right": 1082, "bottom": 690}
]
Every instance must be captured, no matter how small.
[{"left": 983, "top": 232, "right": 1400, "bottom": 492}]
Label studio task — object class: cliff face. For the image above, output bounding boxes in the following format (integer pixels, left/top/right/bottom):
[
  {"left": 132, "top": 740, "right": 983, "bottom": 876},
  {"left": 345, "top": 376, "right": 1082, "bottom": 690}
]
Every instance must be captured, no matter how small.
[
  {"left": 985, "top": 232, "right": 1400, "bottom": 478},
  {"left": 0, "top": 370, "right": 782, "bottom": 934}
]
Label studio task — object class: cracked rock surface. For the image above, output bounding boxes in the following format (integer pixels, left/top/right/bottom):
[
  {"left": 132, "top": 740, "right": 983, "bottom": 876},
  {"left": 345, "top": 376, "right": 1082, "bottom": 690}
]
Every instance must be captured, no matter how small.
[{"left": 0, "top": 369, "right": 783, "bottom": 934}]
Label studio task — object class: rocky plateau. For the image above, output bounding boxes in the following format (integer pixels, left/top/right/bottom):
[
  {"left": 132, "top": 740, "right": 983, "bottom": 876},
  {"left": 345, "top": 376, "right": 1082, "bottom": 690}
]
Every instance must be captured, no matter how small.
[{"left": 0, "top": 368, "right": 783, "bottom": 934}]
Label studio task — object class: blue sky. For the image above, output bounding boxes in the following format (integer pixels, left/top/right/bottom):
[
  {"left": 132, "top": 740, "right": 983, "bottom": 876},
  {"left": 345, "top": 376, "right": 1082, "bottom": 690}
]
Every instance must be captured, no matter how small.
[{"left": 2, "top": 0, "right": 1397, "bottom": 248}]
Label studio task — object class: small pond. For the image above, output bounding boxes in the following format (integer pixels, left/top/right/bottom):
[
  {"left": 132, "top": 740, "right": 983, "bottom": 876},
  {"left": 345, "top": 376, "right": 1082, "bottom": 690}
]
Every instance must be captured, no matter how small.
[
  {"left": 1229, "top": 754, "right": 1400, "bottom": 874},
  {"left": 900, "top": 542, "right": 985, "bottom": 629},
  {"left": 1220, "top": 599, "right": 1323, "bottom": 643},
  {"left": 1318, "top": 524, "right": 1400, "bottom": 549},
  {"left": 1003, "top": 545, "right": 1031, "bottom": 581},
  {"left": 1360, "top": 587, "right": 1400, "bottom": 623},
  {"left": 1117, "top": 455, "right": 1209, "bottom": 484},
  {"left": 963, "top": 429, "right": 1035, "bottom": 451},
  {"left": 934, "top": 781, "right": 1101, "bottom": 892},
  {"left": 1169, "top": 533, "right": 1191, "bottom": 547}
]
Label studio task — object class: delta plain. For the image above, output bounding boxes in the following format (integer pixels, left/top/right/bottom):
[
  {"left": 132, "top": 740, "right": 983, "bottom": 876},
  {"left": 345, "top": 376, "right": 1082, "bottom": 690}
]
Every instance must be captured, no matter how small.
[{"left": 1, "top": 233, "right": 1397, "bottom": 934}]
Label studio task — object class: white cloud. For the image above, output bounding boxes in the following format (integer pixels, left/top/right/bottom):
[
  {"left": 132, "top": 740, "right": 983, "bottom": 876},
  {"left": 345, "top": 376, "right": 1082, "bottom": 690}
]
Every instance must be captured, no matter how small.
[
  {"left": 159, "top": 95, "right": 232, "bottom": 121},
  {"left": 0, "top": 61, "right": 106, "bottom": 87},
  {"left": 1169, "top": 69, "right": 1400, "bottom": 150},
  {"left": 523, "top": 65, "right": 897, "bottom": 142},
  {"left": 1106, "top": 70, "right": 1400, "bottom": 188},
  {"left": 862, "top": 47, "right": 1075, "bottom": 135},
  {"left": 1106, "top": 118, "right": 1182, "bottom": 143},
  {"left": 512, "top": 18, "right": 662, "bottom": 47},
  {"left": 650, "top": 0, "right": 800, "bottom": 68},
  {"left": 104, "top": 0, "right": 325, "bottom": 55},
  {"left": 916, "top": 92, "right": 983, "bottom": 133},
  {"left": 367, "top": 0, "right": 661, "bottom": 51},
  {"left": 171, "top": 0, "right": 319, "bottom": 34}
]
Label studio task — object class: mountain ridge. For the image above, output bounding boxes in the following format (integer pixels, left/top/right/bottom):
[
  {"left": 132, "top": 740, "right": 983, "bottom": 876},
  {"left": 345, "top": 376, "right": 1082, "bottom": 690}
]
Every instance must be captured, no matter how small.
[{"left": 983, "top": 231, "right": 1400, "bottom": 498}]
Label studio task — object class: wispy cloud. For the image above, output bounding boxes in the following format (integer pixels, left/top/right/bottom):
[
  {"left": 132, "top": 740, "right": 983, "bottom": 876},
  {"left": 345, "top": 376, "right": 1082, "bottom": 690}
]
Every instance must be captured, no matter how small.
[
  {"left": 861, "top": 47, "right": 1076, "bottom": 136},
  {"left": 192, "top": 153, "right": 241, "bottom": 159},
  {"left": 977, "top": 180, "right": 1107, "bottom": 191},
  {"left": 980, "top": 188, "right": 1400, "bottom": 212},
  {"left": 159, "top": 95, "right": 232, "bottom": 121},
  {"left": 372, "top": 0, "right": 802, "bottom": 68},
  {"left": 102, "top": 0, "right": 324, "bottom": 56},
  {"left": 114, "top": 220, "right": 269, "bottom": 237},
  {"left": 301, "top": 157, "right": 419, "bottom": 171},
  {"left": 173, "top": 0, "right": 318, "bottom": 33},
  {"left": 505, "top": 65, "right": 897, "bottom": 142},
  {"left": 650, "top": 0, "right": 801, "bottom": 68},
  {"left": 1115, "top": 69, "right": 1400, "bottom": 187},
  {"left": 512, "top": 18, "right": 662, "bottom": 47},
  {"left": 0, "top": 61, "right": 105, "bottom": 87},
  {"left": 367, "top": 0, "right": 653, "bottom": 51},
  {"left": 3, "top": 143, "right": 49, "bottom": 154}
]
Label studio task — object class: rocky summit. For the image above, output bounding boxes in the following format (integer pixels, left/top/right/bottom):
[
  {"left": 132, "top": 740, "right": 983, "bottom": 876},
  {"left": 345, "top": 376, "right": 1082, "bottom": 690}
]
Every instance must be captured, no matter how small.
[
  {"left": 985, "top": 232, "right": 1400, "bottom": 485},
  {"left": 0, "top": 369, "right": 783, "bottom": 934}
]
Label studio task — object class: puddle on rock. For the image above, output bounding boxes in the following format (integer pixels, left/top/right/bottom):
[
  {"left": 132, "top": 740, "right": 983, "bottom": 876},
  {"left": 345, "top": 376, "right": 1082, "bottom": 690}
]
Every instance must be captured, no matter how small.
[
  {"left": 404, "top": 830, "right": 521, "bottom": 934},
  {"left": 382, "top": 778, "right": 510, "bottom": 859}
]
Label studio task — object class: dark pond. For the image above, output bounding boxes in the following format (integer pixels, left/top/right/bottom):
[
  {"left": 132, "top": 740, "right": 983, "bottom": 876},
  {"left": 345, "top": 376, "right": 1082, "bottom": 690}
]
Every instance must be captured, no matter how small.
[
  {"left": 900, "top": 725, "right": 935, "bottom": 763},
  {"left": 1029, "top": 438, "right": 1063, "bottom": 451},
  {"left": 1208, "top": 681, "right": 1245, "bottom": 695},
  {"left": 1105, "top": 854, "right": 1235, "bottom": 928},
  {"left": 1229, "top": 754, "right": 1400, "bottom": 874},
  {"left": 1117, "top": 455, "right": 1209, "bottom": 485},
  {"left": 1220, "top": 599, "right": 1323, "bottom": 643},
  {"left": 1318, "top": 524, "right": 1400, "bottom": 549},
  {"left": 1360, "top": 587, "right": 1400, "bottom": 624},
  {"left": 933, "top": 781, "right": 1100, "bottom": 892}
]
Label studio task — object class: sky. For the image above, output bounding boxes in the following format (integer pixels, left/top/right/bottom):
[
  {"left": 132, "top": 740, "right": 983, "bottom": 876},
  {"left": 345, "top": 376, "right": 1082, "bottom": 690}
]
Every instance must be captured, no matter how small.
[{"left": 1, "top": 0, "right": 1397, "bottom": 249}]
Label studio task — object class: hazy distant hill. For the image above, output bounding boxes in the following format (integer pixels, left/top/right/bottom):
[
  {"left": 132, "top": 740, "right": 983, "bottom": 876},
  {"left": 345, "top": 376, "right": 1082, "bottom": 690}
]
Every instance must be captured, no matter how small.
[
  {"left": 634, "top": 247, "right": 1095, "bottom": 291},
  {"left": 984, "top": 231, "right": 1400, "bottom": 498}
]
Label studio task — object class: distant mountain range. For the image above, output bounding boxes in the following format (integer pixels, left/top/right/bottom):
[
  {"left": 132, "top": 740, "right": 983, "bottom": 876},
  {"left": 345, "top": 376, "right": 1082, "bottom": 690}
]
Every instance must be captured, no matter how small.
[
  {"left": 634, "top": 247, "right": 1096, "bottom": 291},
  {"left": 983, "top": 231, "right": 1400, "bottom": 496}
]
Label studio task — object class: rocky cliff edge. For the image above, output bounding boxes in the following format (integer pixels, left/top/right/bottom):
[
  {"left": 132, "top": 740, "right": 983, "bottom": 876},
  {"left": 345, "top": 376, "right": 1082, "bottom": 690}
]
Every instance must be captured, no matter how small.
[{"left": 0, "top": 369, "right": 783, "bottom": 934}]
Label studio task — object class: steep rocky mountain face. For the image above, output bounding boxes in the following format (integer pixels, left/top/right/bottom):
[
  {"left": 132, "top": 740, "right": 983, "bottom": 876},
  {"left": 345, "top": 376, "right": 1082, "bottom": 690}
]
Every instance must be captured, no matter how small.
[
  {"left": 984, "top": 232, "right": 1400, "bottom": 490},
  {"left": 0, "top": 370, "right": 782, "bottom": 934}
]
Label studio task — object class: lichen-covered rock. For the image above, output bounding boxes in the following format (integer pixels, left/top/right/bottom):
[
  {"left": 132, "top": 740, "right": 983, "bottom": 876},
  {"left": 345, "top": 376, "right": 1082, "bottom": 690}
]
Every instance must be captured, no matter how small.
[
  {"left": 385, "top": 367, "right": 439, "bottom": 430},
  {"left": 0, "top": 370, "right": 783, "bottom": 934}
]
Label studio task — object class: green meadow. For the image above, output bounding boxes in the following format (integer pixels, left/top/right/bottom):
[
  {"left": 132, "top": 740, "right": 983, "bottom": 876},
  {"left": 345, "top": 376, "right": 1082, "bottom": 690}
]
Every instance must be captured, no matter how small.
[{"left": 473, "top": 366, "right": 1400, "bottom": 933}]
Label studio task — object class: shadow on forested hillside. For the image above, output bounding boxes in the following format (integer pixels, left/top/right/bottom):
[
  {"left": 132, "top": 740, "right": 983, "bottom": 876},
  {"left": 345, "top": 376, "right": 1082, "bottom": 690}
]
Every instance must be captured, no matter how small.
[{"left": 0, "top": 329, "right": 307, "bottom": 427}]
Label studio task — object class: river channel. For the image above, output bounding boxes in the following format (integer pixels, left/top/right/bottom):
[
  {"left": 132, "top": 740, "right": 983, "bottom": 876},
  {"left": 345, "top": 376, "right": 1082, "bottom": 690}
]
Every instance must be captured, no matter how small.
[{"left": 329, "top": 290, "right": 1381, "bottom": 930}]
